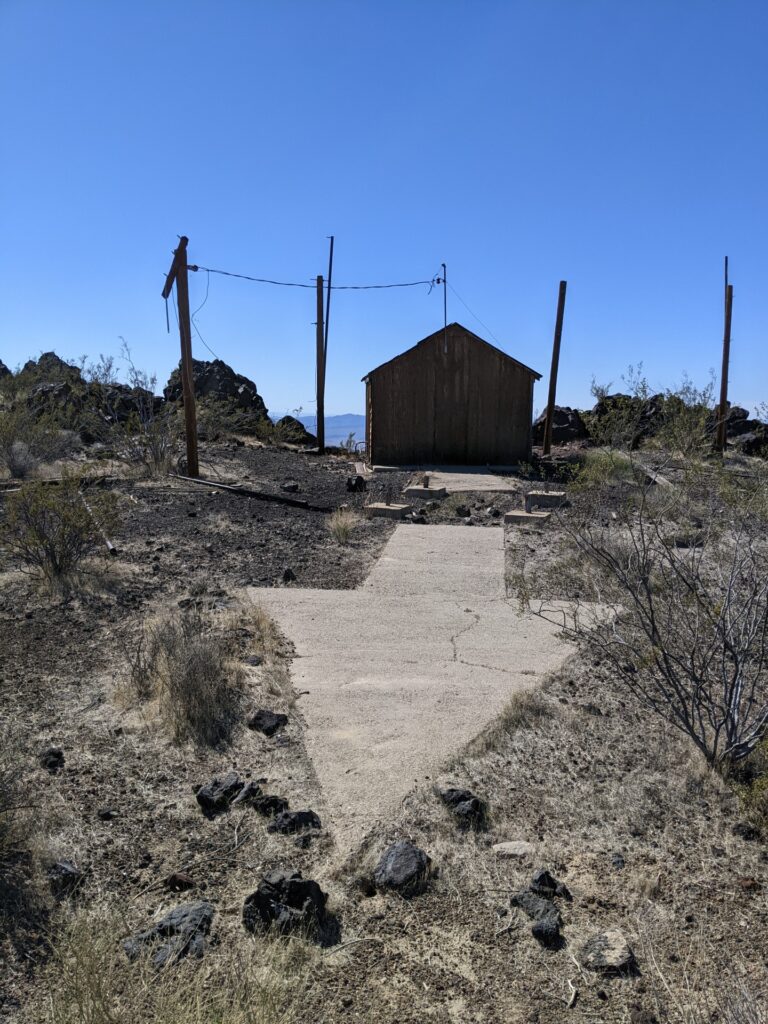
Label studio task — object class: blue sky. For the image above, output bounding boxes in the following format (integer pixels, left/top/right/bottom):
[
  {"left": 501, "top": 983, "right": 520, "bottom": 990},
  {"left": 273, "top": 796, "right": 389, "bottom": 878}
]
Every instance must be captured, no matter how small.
[{"left": 1, "top": 0, "right": 766, "bottom": 417}]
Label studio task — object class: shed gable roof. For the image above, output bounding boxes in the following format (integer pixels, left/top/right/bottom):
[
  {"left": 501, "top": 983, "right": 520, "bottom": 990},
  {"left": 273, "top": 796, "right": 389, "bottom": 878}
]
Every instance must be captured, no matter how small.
[{"left": 362, "top": 322, "right": 542, "bottom": 381}]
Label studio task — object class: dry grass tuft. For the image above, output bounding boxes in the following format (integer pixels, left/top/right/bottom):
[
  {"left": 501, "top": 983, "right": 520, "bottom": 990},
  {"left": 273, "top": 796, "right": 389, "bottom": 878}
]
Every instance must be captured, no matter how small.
[
  {"left": 121, "top": 606, "right": 245, "bottom": 746},
  {"left": 327, "top": 508, "right": 359, "bottom": 544},
  {"left": 465, "top": 688, "right": 554, "bottom": 756},
  {"left": 43, "top": 906, "right": 320, "bottom": 1024}
]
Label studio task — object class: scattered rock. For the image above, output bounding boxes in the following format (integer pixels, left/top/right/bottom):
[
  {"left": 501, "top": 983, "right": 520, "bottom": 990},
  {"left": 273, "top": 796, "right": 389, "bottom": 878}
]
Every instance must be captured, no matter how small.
[
  {"left": 282, "top": 567, "right": 296, "bottom": 583},
  {"left": 251, "top": 794, "right": 290, "bottom": 817},
  {"left": 579, "top": 929, "right": 637, "bottom": 974},
  {"left": 346, "top": 474, "right": 367, "bottom": 493},
  {"left": 438, "top": 787, "right": 486, "bottom": 829},
  {"left": 281, "top": 481, "right": 300, "bottom": 492},
  {"left": 510, "top": 889, "right": 562, "bottom": 948},
  {"left": 194, "top": 772, "right": 246, "bottom": 818},
  {"left": 267, "top": 809, "right": 321, "bottom": 834},
  {"left": 530, "top": 868, "right": 571, "bottom": 900},
  {"left": 242, "top": 870, "right": 331, "bottom": 942},
  {"left": 40, "top": 746, "right": 64, "bottom": 773},
  {"left": 737, "top": 876, "right": 762, "bottom": 892},
  {"left": 97, "top": 807, "right": 118, "bottom": 821},
  {"left": 373, "top": 840, "right": 431, "bottom": 896},
  {"left": 247, "top": 709, "right": 289, "bottom": 737},
  {"left": 244, "top": 654, "right": 263, "bottom": 667},
  {"left": 493, "top": 840, "right": 535, "bottom": 860},
  {"left": 733, "top": 821, "right": 760, "bottom": 841},
  {"left": 610, "top": 852, "right": 626, "bottom": 870},
  {"left": 165, "top": 872, "right": 195, "bottom": 892},
  {"left": 580, "top": 702, "right": 603, "bottom": 717},
  {"left": 47, "top": 860, "right": 83, "bottom": 899},
  {"left": 123, "top": 901, "right": 215, "bottom": 969},
  {"left": 455, "top": 505, "right": 470, "bottom": 518}
]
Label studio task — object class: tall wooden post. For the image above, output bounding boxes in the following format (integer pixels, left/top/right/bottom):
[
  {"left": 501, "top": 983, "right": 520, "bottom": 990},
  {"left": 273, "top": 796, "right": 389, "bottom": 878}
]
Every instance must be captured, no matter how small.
[
  {"left": 542, "top": 280, "right": 568, "bottom": 456},
  {"left": 716, "top": 283, "right": 734, "bottom": 453},
  {"left": 162, "top": 236, "right": 199, "bottom": 477},
  {"left": 316, "top": 275, "right": 325, "bottom": 453},
  {"left": 162, "top": 237, "right": 199, "bottom": 476}
]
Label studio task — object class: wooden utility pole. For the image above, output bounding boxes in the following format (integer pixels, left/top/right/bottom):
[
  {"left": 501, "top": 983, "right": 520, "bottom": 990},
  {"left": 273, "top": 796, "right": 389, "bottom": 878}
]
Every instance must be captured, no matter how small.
[
  {"left": 316, "top": 275, "right": 325, "bottom": 453},
  {"left": 542, "top": 280, "right": 568, "bottom": 456},
  {"left": 716, "top": 283, "right": 734, "bottom": 453},
  {"left": 162, "top": 236, "right": 199, "bottom": 477}
]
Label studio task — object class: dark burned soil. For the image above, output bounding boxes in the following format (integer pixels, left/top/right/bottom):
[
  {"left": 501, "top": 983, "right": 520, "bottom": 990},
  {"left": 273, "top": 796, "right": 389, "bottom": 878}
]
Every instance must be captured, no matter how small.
[{"left": 1, "top": 444, "right": 767, "bottom": 1024}]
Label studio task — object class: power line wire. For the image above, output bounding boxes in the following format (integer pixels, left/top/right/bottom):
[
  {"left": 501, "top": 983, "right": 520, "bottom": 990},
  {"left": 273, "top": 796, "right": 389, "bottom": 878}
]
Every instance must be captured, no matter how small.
[
  {"left": 189, "top": 264, "right": 437, "bottom": 291},
  {"left": 446, "top": 281, "right": 503, "bottom": 346}
]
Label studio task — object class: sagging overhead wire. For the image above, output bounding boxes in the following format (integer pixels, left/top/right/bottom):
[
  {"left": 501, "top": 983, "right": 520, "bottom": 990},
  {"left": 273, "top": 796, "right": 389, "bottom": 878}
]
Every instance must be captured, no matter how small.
[{"left": 188, "top": 264, "right": 438, "bottom": 291}]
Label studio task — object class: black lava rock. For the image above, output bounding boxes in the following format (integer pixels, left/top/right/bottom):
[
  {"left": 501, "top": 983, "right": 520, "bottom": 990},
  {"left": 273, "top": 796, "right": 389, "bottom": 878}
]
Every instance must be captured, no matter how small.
[
  {"left": 267, "top": 809, "right": 321, "bottom": 834},
  {"left": 247, "top": 709, "right": 289, "bottom": 737},
  {"left": 510, "top": 890, "right": 563, "bottom": 948},
  {"left": 243, "top": 870, "right": 328, "bottom": 939},
  {"left": 530, "top": 868, "right": 571, "bottom": 900},
  {"left": 40, "top": 747, "right": 64, "bottom": 773},
  {"left": 47, "top": 860, "right": 83, "bottom": 899},
  {"left": 373, "top": 840, "right": 432, "bottom": 896},
  {"left": 438, "top": 787, "right": 487, "bottom": 829},
  {"left": 195, "top": 772, "right": 246, "bottom": 818},
  {"left": 123, "top": 901, "right": 215, "bottom": 969}
]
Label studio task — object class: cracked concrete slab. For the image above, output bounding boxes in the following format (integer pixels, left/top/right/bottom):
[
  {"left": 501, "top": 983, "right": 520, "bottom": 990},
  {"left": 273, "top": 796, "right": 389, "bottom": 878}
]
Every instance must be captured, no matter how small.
[{"left": 249, "top": 525, "right": 571, "bottom": 853}]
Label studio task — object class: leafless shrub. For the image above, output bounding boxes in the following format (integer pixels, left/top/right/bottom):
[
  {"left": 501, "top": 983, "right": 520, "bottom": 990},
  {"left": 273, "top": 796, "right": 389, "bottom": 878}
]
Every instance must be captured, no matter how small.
[
  {"left": 514, "top": 450, "right": 768, "bottom": 772},
  {"left": 327, "top": 508, "right": 359, "bottom": 544},
  {"left": 123, "top": 608, "right": 244, "bottom": 746},
  {"left": 0, "top": 476, "right": 118, "bottom": 591}
]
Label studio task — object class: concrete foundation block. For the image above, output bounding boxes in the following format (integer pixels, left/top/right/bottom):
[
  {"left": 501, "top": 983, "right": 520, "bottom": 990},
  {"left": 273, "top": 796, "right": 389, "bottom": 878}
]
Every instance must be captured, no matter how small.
[
  {"left": 365, "top": 503, "right": 412, "bottom": 520},
  {"left": 504, "top": 510, "right": 552, "bottom": 527},
  {"left": 524, "top": 490, "right": 566, "bottom": 512}
]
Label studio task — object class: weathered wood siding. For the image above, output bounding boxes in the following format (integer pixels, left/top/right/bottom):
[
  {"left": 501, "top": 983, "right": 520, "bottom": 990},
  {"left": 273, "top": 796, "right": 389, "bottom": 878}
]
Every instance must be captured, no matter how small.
[{"left": 366, "top": 324, "right": 536, "bottom": 465}]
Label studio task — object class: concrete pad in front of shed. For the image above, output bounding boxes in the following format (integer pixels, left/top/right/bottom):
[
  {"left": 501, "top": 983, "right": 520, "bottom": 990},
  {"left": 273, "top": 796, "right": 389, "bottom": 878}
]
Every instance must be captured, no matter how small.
[
  {"left": 427, "top": 468, "right": 522, "bottom": 494},
  {"left": 248, "top": 524, "right": 571, "bottom": 853}
]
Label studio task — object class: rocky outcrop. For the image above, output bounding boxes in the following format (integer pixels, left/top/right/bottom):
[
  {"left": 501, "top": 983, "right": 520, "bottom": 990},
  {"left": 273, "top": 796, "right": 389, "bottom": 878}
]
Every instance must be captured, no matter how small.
[
  {"left": 532, "top": 406, "right": 589, "bottom": 445},
  {"left": 164, "top": 359, "right": 268, "bottom": 420},
  {"left": 274, "top": 414, "right": 316, "bottom": 445},
  {"left": 0, "top": 359, "right": 11, "bottom": 379}
]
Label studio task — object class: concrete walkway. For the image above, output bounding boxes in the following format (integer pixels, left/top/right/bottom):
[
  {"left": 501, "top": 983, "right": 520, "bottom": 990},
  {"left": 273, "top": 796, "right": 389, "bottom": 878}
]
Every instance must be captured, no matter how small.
[
  {"left": 426, "top": 469, "right": 520, "bottom": 494},
  {"left": 249, "top": 525, "right": 570, "bottom": 852}
]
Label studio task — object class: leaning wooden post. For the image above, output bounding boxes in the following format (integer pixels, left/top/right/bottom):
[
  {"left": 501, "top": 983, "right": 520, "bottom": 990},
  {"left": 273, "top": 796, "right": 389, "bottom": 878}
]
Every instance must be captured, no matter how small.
[
  {"left": 316, "top": 275, "right": 325, "bottom": 453},
  {"left": 162, "top": 236, "right": 199, "bottom": 477},
  {"left": 542, "top": 280, "right": 568, "bottom": 456},
  {"left": 716, "top": 283, "right": 734, "bottom": 453}
]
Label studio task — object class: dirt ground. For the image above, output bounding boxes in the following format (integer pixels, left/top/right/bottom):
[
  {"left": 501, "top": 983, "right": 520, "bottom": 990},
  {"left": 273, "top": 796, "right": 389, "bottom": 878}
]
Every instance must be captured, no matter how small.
[{"left": 1, "top": 443, "right": 767, "bottom": 1023}]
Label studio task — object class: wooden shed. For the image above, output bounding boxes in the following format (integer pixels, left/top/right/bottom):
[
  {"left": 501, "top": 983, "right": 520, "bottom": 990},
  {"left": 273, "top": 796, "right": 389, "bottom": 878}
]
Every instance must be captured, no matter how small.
[{"left": 362, "top": 322, "right": 541, "bottom": 465}]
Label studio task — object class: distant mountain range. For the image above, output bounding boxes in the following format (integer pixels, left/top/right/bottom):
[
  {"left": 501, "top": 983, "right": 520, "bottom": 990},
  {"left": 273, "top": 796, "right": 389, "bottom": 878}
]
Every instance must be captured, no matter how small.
[{"left": 298, "top": 413, "right": 365, "bottom": 446}]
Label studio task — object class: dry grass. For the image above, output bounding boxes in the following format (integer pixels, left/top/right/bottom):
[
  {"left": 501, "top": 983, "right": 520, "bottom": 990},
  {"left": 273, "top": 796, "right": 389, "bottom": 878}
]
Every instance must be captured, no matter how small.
[
  {"left": 327, "top": 508, "right": 359, "bottom": 544},
  {"left": 121, "top": 606, "right": 245, "bottom": 746},
  {"left": 42, "top": 905, "right": 322, "bottom": 1024},
  {"left": 464, "top": 688, "right": 554, "bottom": 757}
]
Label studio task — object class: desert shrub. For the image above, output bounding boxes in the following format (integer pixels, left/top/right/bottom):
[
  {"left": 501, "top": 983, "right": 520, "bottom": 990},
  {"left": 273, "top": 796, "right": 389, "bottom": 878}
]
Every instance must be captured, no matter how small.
[
  {"left": 124, "top": 608, "right": 244, "bottom": 746},
  {"left": 0, "top": 477, "right": 118, "bottom": 590},
  {"left": 514, "top": 452, "right": 768, "bottom": 771},
  {"left": 0, "top": 406, "right": 72, "bottom": 479},
  {"left": 327, "top": 508, "right": 359, "bottom": 544}
]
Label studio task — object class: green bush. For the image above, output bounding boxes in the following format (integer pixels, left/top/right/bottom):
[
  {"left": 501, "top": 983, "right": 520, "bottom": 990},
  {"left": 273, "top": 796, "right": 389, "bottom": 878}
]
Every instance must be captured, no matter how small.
[{"left": 0, "top": 477, "right": 118, "bottom": 589}]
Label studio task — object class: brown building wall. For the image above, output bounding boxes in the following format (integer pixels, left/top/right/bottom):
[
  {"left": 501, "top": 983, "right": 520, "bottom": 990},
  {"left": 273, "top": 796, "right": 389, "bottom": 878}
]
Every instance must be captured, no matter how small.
[{"left": 366, "top": 324, "right": 536, "bottom": 465}]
